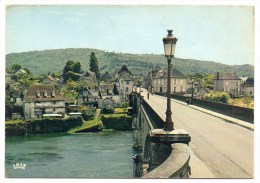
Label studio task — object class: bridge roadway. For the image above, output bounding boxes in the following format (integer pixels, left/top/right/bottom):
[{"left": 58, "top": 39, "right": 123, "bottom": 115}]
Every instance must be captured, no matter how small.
[{"left": 142, "top": 89, "right": 254, "bottom": 178}]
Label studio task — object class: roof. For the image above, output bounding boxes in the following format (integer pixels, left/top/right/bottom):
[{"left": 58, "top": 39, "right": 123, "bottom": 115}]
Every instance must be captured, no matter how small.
[
  {"left": 215, "top": 71, "right": 241, "bottom": 80},
  {"left": 24, "top": 84, "right": 65, "bottom": 102},
  {"left": 241, "top": 78, "right": 254, "bottom": 87},
  {"left": 15, "top": 69, "right": 27, "bottom": 74},
  {"left": 153, "top": 68, "right": 185, "bottom": 78},
  {"left": 45, "top": 75, "right": 58, "bottom": 81},
  {"left": 100, "top": 72, "right": 113, "bottom": 81},
  {"left": 118, "top": 65, "right": 132, "bottom": 75}
]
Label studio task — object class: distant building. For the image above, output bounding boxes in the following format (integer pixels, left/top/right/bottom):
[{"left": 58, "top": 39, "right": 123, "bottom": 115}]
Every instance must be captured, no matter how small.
[
  {"left": 14, "top": 69, "right": 27, "bottom": 76},
  {"left": 10, "top": 91, "right": 24, "bottom": 106},
  {"left": 41, "top": 75, "right": 59, "bottom": 85},
  {"left": 76, "top": 86, "right": 99, "bottom": 108},
  {"left": 213, "top": 71, "right": 241, "bottom": 97},
  {"left": 112, "top": 65, "right": 134, "bottom": 102},
  {"left": 185, "top": 87, "right": 209, "bottom": 99},
  {"left": 241, "top": 77, "right": 254, "bottom": 97},
  {"left": 152, "top": 68, "right": 187, "bottom": 94},
  {"left": 100, "top": 72, "right": 113, "bottom": 82},
  {"left": 24, "top": 84, "right": 65, "bottom": 119},
  {"left": 5, "top": 72, "right": 11, "bottom": 84}
]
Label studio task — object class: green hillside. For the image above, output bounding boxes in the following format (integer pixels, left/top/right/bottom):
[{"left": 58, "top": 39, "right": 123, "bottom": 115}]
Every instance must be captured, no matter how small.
[{"left": 6, "top": 48, "right": 254, "bottom": 77}]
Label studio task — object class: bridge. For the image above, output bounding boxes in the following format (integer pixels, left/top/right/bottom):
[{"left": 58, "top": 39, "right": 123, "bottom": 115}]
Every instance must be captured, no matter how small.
[{"left": 130, "top": 89, "right": 254, "bottom": 178}]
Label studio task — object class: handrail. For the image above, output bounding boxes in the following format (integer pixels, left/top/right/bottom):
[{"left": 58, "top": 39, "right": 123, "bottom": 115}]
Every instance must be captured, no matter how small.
[{"left": 142, "top": 143, "right": 190, "bottom": 178}]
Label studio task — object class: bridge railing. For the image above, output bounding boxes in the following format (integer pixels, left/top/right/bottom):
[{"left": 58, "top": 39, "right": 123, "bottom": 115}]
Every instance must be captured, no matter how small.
[
  {"left": 142, "top": 143, "right": 190, "bottom": 178},
  {"left": 132, "top": 93, "right": 191, "bottom": 178}
]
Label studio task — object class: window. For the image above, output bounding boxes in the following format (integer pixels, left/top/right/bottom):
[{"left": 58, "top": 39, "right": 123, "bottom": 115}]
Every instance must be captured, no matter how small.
[
  {"left": 225, "top": 81, "right": 228, "bottom": 86},
  {"left": 174, "top": 87, "right": 176, "bottom": 93},
  {"left": 173, "top": 79, "right": 177, "bottom": 85},
  {"left": 52, "top": 101, "right": 56, "bottom": 104}
]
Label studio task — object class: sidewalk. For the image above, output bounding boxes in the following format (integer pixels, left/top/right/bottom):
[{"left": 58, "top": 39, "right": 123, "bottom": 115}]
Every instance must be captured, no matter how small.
[
  {"left": 155, "top": 94, "right": 254, "bottom": 131},
  {"left": 172, "top": 98, "right": 254, "bottom": 131}
]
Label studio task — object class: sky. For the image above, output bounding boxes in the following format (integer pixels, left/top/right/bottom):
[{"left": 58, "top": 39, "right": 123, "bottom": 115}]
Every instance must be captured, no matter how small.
[{"left": 5, "top": 5, "right": 255, "bottom": 66}]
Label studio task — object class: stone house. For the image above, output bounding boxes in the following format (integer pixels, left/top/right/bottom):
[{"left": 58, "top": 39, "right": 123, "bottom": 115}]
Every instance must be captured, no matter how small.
[
  {"left": 213, "top": 71, "right": 241, "bottom": 97},
  {"left": 24, "top": 84, "right": 65, "bottom": 119},
  {"left": 240, "top": 77, "right": 254, "bottom": 97},
  {"left": 152, "top": 68, "right": 188, "bottom": 94},
  {"left": 76, "top": 86, "right": 99, "bottom": 108}
]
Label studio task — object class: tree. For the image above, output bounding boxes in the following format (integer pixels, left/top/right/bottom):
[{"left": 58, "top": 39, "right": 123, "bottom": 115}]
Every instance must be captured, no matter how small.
[
  {"left": 63, "top": 60, "right": 82, "bottom": 82},
  {"left": 89, "top": 52, "right": 100, "bottom": 79},
  {"left": 11, "top": 64, "right": 22, "bottom": 72}
]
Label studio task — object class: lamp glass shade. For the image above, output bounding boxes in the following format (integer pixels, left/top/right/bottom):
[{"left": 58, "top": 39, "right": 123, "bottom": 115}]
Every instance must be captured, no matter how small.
[
  {"left": 163, "top": 30, "right": 177, "bottom": 58},
  {"left": 164, "top": 42, "right": 176, "bottom": 57}
]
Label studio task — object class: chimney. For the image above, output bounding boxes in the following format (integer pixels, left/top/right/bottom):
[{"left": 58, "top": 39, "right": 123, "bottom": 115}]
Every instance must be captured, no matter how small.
[{"left": 217, "top": 72, "right": 219, "bottom": 80}]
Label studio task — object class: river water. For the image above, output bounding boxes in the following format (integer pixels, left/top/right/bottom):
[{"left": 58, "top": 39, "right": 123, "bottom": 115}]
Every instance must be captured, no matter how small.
[{"left": 5, "top": 130, "right": 138, "bottom": 178}]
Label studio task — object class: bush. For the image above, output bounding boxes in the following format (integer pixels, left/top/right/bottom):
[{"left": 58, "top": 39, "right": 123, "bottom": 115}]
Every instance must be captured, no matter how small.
[
  {"left": 5, "top": 118, "right": 83, "bottom": 136},
  {"left": 204, "top": 91, "right": 230, "bottom": 103},
  {"left": 101, "top": 114, "right": 132, "bottom": 130}
]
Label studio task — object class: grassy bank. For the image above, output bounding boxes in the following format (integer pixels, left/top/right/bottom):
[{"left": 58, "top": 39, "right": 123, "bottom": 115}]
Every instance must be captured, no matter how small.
[
  {"left": 101, "top": 108, "right": 132, "bottom": 130},
  {"left": 5, "top": 108, "right": 132, "bottom": 136},
  {"left": 68, "top": 109, "right": 103, "bottom": 133}
]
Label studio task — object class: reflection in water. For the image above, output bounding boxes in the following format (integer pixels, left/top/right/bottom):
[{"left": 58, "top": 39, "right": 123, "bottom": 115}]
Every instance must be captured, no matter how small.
[{"left": 5, "top": 130, "right": 135, "bottom": 178}]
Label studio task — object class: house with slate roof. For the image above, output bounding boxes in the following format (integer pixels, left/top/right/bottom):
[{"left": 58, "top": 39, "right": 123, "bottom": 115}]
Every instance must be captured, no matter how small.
[
  {"left": 76, "top": 86, "right": 99, "bottom": 108},
  {"left": 213, "top": 71, "right": 241, "bottom": 97},
  {"left": 24, "top": 84, "right": 65, "bottom": 119},
  {"left": 116, "top": 67, "right": 134, "bottom": 102},
  {"left": 152, "top": 68, "right": 188, "bottom": 94},
  {"left": 240, "top": 77, "right": 254, "bottom": 97}
]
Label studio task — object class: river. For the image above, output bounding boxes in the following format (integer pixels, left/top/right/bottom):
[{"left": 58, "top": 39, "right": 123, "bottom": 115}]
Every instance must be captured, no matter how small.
[{"left": 5, "top": 130, "right": 138, "bottom": 178}]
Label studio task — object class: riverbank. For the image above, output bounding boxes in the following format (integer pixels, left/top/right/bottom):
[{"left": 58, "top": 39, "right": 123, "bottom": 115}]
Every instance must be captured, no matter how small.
[{"left": 5, "top": 108, "right": 132, "bottom": 136}]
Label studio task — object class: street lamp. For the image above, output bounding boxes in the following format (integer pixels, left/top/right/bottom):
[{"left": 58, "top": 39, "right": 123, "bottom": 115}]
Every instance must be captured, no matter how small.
[
  {"left": 191, "top": 78, "right": 195, "bottom": 99},
  {"left": 163, "top": 30, "right": 178, "bottom": 131}
]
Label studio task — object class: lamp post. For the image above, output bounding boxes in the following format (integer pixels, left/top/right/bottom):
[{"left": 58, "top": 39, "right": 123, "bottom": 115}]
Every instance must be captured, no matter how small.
[
  {"left": 191, "top": 78, "right": 194, "bottom": 99},
  {"left": 163, "top": 30, "right": 178, "bottom": 131}
]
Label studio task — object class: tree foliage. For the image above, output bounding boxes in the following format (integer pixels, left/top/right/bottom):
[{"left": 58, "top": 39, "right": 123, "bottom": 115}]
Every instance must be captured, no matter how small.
[
  {"left": 11, "top": 64, "right": 22, "bottom": 72},
  {"left": 63, "top": 60, "right": 82, "bottom": 82},
  {"left": 89, "top": 52, "right": 100, "bottom": 79},
  {"left": 204, "top": 91, "right": 230, "bottom": 103}
]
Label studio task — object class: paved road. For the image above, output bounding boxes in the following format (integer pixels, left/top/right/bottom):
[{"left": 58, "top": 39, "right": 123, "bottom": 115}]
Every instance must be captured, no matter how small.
[{"left": 142, "top": 90, "right": 254, "bottom": 178}]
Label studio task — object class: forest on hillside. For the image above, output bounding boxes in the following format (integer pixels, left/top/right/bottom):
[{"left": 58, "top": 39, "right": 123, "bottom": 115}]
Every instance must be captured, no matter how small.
[{"left": 6, "top": 48, "right": 254, "bottom": 77}]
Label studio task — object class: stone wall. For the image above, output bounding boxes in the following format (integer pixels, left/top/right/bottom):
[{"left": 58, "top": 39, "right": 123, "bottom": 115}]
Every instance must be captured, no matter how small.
[{"left": 131, "top": 93, "right": 191, "bottom": 178}]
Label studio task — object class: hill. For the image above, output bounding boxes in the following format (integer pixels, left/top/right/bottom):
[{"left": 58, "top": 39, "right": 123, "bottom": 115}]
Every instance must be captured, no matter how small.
[{"left": 6, "top": 48, "right": 254, "bottom": 77}]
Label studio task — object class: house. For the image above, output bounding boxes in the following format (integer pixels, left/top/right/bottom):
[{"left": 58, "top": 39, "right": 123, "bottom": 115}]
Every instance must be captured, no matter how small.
[
  {"left": 24, "top": 84, "right": 65, "bottom": 119},
  {"left": 14, "top": 69, "right": 27, "bottom": 76},
  {"left": 83, "top": 70, "right": 96, "bottom": 80},
  {"left": 241, "top": 77, "right": 254, "bottom": 97},
  {"left": 152, "top": 68, "right": 187, "bottom": 94},
  {"left": 41, "top": 75, "right": 59, "bottom": 85},
  {"left": 5, "top": 72, "right": 11, "bottom": 84},
  {"left": 116, "top": 72, "right": 134, "bottom": 102},
  {"left": 98, "top": 83, "right": 121, "bottom": 107},
  {"left": 213, "top": 71, "right": 241, "bottom": 97},
  {"left": 98, "top": 97, "right": 115, "bottom": 110},
  {"left": 185, "top": 87, "right": 209, "bottom": 99},
  {"left": 76, "top": 86, "right": 99, "bottom": 108},
  {"left": 100, "top": 72, "right": 113, "bottom": 82},
  {"left": 10, "top": 91, "right": 24, "bottom": 106}
]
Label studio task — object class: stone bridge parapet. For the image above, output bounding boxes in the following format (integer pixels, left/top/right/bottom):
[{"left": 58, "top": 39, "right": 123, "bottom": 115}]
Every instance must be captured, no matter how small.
[{"left": 130, "top": 92, "right": 191, "bottom": 178}]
